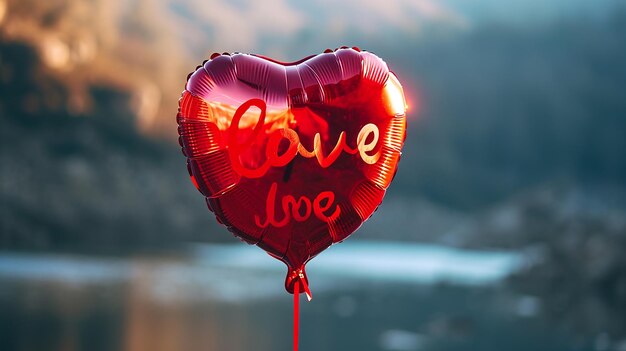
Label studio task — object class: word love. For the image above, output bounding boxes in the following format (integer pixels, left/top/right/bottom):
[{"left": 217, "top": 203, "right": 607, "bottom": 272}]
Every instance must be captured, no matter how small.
[
  {"left": 255, "top": 182, "right": 340, "bottom": 228},
  {"left": 228, "top": 99, "right": 381, "bottom": 178}
]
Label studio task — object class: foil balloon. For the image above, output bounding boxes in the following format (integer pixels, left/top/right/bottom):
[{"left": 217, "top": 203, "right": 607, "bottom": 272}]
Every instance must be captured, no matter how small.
[{"left": 177, "top": 47, "right": 407, "bottom": 296}]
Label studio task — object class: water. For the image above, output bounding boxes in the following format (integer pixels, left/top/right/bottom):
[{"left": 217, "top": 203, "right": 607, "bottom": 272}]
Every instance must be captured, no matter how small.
[{"left": 0, "top": 241, "right": 591, "bottom": 351}]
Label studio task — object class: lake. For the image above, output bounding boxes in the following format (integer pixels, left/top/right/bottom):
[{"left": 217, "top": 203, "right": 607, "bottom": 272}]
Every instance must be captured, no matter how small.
[{"left": 0, "top": 240, "right": 596, "bottom": 351}]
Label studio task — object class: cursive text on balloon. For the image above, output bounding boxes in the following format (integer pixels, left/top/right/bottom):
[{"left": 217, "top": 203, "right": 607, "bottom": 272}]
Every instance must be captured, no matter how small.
[
  {"left": 254, "top": 182, "right": 340, "bottom": 228},
  {"left": 228, "top": 99, "right": 381, "bottom": 179}
]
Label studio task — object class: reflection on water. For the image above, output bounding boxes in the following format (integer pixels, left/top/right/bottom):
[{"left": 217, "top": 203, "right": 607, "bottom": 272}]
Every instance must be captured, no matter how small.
[{"left": 0, "top": 241, "right": 591, "bottom": 351}]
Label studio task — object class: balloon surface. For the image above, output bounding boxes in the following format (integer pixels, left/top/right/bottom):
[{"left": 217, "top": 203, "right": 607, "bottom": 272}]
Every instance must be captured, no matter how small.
[{"left": 177, "top": 47, "right": 407, "bottom": 293}]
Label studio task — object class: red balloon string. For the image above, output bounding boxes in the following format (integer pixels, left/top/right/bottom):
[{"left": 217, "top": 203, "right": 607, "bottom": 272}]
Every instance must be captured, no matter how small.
[
  {"left": 293, "top": 280, "right": 300, "bottom": 351},
  {"left": 293, "top": 273, "right": 312, "bottom": 351}
]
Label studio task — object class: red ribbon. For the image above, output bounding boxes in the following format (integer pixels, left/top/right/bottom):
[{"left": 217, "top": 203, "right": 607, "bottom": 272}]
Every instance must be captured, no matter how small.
[
  {"left": 293, "top": 273, "right": 312, "bottom": 351},
  {"left": 294, "top": 280, "right": 300, "bottom": 351}
]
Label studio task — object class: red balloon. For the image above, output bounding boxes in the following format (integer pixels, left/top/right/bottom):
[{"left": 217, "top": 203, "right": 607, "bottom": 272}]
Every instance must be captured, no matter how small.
[{"left": 177, "top": 47, "right": 407, "bottom": 294}]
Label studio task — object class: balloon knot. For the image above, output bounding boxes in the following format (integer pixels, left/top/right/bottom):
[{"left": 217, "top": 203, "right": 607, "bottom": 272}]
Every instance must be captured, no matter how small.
[{"left": 290, "top": 268, "right": 312, "bottom": 301}]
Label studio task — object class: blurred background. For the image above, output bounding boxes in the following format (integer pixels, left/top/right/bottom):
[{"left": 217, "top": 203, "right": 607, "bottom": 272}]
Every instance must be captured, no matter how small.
[{"left": 1, "top": 0, "right": 626, "bottom": 350}]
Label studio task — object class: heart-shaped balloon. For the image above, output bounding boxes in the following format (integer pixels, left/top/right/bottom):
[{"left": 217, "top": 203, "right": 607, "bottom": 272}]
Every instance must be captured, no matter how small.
[{"left": 177, "top": 47, "right": 407, "bottom": 294}]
